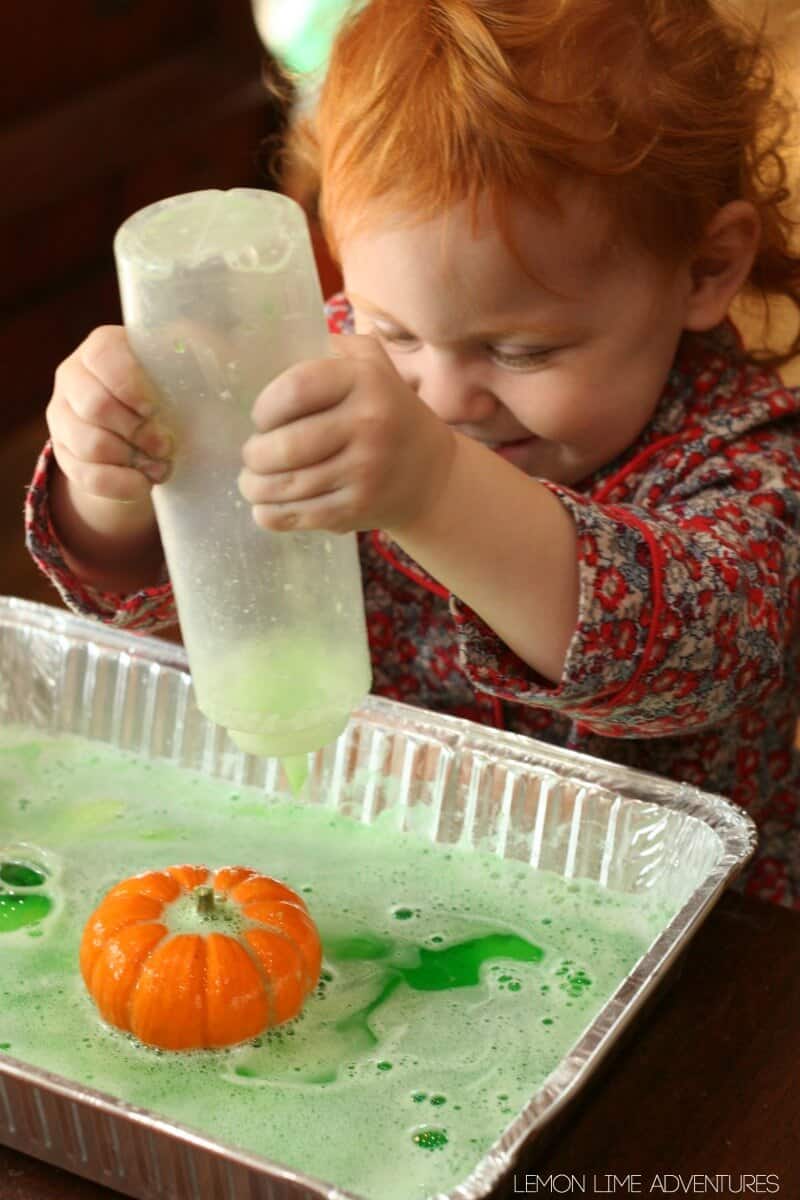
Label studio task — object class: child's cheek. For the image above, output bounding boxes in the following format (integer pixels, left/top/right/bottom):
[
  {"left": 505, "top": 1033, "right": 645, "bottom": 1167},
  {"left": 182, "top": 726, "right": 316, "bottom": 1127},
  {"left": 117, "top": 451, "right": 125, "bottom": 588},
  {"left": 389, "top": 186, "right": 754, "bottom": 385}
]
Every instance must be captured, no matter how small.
[{"left": 504, "top": 376, "right": 590, "bottom": 443}]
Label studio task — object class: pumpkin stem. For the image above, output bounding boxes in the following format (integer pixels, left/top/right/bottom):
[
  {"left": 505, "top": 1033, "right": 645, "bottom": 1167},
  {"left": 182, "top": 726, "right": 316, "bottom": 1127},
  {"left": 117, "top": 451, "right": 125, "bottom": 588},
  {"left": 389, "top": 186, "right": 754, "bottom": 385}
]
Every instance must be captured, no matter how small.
[{"left": 195, "top": 885, "right": 215, "bottom": 915}]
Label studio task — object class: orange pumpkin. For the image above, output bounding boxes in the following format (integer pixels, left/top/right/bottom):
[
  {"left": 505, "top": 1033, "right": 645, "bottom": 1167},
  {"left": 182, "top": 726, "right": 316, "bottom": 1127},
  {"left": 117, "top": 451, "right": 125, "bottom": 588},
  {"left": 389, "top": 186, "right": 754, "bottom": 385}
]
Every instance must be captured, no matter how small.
[{"left": 80, "top": 865, "right": 322, "bottom": 1050}]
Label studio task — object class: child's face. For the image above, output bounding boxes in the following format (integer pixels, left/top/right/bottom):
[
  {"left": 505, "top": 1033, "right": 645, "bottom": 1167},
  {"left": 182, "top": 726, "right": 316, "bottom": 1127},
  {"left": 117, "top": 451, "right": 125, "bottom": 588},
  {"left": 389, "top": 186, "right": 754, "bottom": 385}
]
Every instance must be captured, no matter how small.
[{"left": 341, "top": 193, "right": 696, "bottom": 485}]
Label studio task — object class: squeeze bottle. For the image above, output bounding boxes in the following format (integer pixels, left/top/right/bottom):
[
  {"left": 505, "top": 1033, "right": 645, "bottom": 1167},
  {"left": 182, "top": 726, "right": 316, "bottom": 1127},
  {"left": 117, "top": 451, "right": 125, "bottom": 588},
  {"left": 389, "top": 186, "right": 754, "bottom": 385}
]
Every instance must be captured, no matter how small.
[{"left": 114, "top": 189, "right": 372, "bottom": 764}]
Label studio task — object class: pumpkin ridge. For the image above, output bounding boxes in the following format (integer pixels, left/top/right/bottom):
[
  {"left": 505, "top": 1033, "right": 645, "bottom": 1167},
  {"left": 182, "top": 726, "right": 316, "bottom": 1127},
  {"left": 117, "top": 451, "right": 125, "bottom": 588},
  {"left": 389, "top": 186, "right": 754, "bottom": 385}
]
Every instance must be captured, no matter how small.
[
  {"left": 242, "top": 900, "right": 321, "bottom": 987},
  {"left": 244, "top": 925, "right": 313, "bottom": 1025},
  {"left": 204, "top": 932, "right": 270, "bottom": 1046},
  {"left": 91, "top": 911, "right": 169, "bottom": 969},
  {"left": 240, "top": 908, "right": 306, "bottom": 980},
  {"left": 212, "top": 866, "right": 258, "bottom": 896},
  {"left": 122, "top": 923, "right": 169, "bottom": 1031},
  {"left": 87, "top": 916, "right": 168, "bottom": 986},
  {"left": 90, "top": 921, "right": 168, "bottom": 1031},
  {"left": 229, "top": 875, "right": 307, "bottom": 910},
  {"left": 128, "top": 932, "right": 207, "bottom": 1050},
  {"left": 235, "top": 928, "right": 277, "bottom": 1027},
  {"left": 80, "top": 894, "right": 168, "bottom": 985},
  {"left": 200, "top": 934, "right": 209, "bottom": 1048},
  {"left": 103, "top": 871, "right": 180, "bottom": 905},
  {"left": 166, "top": 864, "right": 211, "bottom": 894}
]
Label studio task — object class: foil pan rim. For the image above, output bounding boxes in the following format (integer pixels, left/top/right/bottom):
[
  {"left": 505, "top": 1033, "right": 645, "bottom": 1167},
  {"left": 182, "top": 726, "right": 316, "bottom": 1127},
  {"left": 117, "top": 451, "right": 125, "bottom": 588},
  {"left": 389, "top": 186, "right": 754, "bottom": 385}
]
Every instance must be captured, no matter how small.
[
  {"left": 0, "top": 595, "right": 758, "bottom": 853},
  {"left": 0, "top": 1051, "right": 360, "bottom": 1199}
]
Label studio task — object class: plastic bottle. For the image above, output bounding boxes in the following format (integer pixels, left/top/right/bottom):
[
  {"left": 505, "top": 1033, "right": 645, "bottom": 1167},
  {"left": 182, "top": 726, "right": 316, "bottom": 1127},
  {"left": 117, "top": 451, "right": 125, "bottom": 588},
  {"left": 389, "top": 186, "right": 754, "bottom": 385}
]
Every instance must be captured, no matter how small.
[{"left": 114, "top": 189, "right": 372, "bottom": 765}]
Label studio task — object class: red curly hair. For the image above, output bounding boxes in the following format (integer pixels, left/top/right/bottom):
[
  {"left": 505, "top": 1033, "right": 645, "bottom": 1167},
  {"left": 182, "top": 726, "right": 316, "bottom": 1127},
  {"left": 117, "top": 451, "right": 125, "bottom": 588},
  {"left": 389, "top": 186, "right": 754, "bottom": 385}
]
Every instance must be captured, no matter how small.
[{"left": 290, "top": 0, "right": 800, "bottom": 366}]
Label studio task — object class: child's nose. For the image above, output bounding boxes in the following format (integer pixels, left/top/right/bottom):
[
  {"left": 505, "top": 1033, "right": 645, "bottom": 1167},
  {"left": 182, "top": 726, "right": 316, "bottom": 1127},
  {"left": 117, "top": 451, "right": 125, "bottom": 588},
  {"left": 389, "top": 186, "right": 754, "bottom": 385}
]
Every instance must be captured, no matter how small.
[{"left": 414, "top": 353, "right": 499, "bottom": 425}]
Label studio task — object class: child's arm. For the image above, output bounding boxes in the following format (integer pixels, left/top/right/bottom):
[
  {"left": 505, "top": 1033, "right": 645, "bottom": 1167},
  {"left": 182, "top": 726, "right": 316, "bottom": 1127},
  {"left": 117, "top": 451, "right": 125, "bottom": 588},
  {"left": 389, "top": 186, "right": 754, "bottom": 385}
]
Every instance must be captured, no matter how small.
[
  {"left": 48, "top": 470, "right": 165, "bottom": 595},
  {"left": 25, "top": 441, "right": 178, "bottom": 632},
  {"left": 239, "top": 333, "right": 579, "bottom": 682},
  {"left": 43, "top": 326, "right": 172, "bottom": 594},
  {"left": 386, "top": 432, "right": 580, "bottom": 683}
]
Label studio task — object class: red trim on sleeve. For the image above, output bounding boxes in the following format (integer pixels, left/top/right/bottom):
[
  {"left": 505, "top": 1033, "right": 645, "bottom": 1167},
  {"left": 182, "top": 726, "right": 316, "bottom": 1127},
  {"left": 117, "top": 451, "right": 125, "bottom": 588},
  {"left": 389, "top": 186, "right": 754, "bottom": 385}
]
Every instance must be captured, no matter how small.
[
  {"left": 488, "top": 694, "right": 505, "bottom": 727},
  {"left": 593, "top": 429, "right": 702, "bottom": 503}
]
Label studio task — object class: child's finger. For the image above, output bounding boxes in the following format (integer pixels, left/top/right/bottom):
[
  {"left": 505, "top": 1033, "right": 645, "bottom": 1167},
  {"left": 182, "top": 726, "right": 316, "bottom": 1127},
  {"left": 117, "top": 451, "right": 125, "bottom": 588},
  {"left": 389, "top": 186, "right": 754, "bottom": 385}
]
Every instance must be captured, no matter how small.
[
  {"left": 53, "top": 416, "right": 169, "bottom": 480},
  {"left": 55, "top": 359, "right": 168, "bottom": 453},
  {"left": 77, "top": 326, "right": 159, "bottom": 419},
  {"left": 47, "top": 391, "right": 173, "bottom": 468},
  {"left": 248, "top": 483, "right": 357, "bottom": 535},
  {"left": 58, "top": 374, "right": 147, "bottom": 446},
  {"left": 50, "top": 440, "right": 161, "bottom": 503},
  {"left": 241, "top": 408, "right": 348, "bottom": 475},
  {"left": 239, "top": 446, "right": 348, "bottom": 508},
  {"left": 250, "top": 357, "right": 357, "bottom": 432}
]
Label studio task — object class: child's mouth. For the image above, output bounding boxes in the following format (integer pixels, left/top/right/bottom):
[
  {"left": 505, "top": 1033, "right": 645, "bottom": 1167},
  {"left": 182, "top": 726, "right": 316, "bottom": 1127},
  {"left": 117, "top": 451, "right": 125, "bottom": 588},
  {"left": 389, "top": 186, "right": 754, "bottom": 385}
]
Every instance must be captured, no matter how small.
[{"left": 492, "top": 436, "right": 538, "bottom": 465}]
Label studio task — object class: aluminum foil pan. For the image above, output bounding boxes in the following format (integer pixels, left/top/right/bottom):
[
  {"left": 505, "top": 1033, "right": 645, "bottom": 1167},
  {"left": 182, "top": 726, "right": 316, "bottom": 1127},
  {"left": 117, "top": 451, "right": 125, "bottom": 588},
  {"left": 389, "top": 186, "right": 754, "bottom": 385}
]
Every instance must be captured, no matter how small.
[{"left": 0, "top": 596, "right": 757, "bottom": 1200}]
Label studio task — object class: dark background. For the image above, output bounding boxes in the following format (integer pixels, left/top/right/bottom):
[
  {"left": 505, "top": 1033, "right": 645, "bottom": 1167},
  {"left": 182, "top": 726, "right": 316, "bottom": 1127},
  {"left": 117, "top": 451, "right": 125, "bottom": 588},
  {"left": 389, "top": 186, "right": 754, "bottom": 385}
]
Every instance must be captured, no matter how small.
[
  {"left": 1, "top": 0, "right": 797, "bottom": 612},
  {"left": 1, "top": 0, "right": 340, "bottom": 612}
]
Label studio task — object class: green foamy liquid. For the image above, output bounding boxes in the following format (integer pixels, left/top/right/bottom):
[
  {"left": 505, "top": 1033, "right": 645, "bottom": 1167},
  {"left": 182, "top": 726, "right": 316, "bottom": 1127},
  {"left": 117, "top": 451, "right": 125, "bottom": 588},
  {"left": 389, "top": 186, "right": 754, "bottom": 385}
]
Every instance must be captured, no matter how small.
[{"left": 0, "top": 728, "right": 673, "bottom": 1200}]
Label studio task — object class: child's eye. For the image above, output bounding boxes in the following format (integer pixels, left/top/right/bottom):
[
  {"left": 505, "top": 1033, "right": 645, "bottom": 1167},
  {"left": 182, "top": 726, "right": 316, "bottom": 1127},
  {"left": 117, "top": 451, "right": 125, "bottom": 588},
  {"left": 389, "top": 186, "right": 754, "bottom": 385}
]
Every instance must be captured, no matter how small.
[
  {"left": 488, "top": 345, "right": 553, "bottom": 370},
  {"left": 374, "top": 326, "right": 419, "bottom": 349}
]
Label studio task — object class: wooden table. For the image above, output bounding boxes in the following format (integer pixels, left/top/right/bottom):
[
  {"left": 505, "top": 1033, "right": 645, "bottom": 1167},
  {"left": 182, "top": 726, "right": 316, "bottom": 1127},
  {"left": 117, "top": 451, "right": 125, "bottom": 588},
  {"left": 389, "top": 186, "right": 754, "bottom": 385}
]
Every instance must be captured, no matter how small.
[{"left": 2, "top": 889, "right": 798, "bottom": 1199}]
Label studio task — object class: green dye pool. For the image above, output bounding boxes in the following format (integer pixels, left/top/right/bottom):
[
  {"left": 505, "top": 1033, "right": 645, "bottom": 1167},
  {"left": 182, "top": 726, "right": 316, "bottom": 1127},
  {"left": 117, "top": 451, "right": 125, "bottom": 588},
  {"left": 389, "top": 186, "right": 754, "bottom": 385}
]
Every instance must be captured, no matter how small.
[
  {"left": 0, "top": 891, "right": 52, "bottom": 932},
  {"left": 1, "top": 861, "right": 46, "bottom": 887},
  {"left": 0, "top": 727, "right": 673, "bottom": 1200}
]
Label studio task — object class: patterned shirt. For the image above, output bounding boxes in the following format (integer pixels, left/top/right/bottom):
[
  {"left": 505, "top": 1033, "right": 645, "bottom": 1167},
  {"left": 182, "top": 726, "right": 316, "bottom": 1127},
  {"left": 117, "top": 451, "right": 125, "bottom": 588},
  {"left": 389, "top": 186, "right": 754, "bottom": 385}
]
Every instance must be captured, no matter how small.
[{"left": 25, "top": 297, "right": 800, "bottom": 909}]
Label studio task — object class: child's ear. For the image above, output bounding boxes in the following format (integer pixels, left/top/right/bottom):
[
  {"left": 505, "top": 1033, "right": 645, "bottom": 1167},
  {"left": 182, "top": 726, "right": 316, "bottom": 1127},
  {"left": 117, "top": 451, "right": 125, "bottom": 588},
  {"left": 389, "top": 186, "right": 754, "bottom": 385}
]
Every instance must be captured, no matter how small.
[{"left": 683, "top": 201, "right": 761, "bottom": 331}]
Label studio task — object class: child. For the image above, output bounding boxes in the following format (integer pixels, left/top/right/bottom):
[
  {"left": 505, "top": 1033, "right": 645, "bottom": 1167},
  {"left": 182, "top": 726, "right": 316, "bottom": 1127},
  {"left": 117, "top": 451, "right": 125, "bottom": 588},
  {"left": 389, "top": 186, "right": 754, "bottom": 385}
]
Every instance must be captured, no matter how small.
[{"left": 26, "top": 0, "right": 800, "bottom": 907}]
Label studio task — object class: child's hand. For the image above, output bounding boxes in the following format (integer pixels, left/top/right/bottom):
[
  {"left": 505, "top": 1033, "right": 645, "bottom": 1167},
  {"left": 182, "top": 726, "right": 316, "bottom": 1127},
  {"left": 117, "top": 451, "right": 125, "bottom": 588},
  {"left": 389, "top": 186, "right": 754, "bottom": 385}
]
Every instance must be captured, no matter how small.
[
  {"left": 238, "top": 334, "right": 456, "bottom": 534},
  {"left": 47, "top": 326, "right": 174, "bottom": 503}
]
